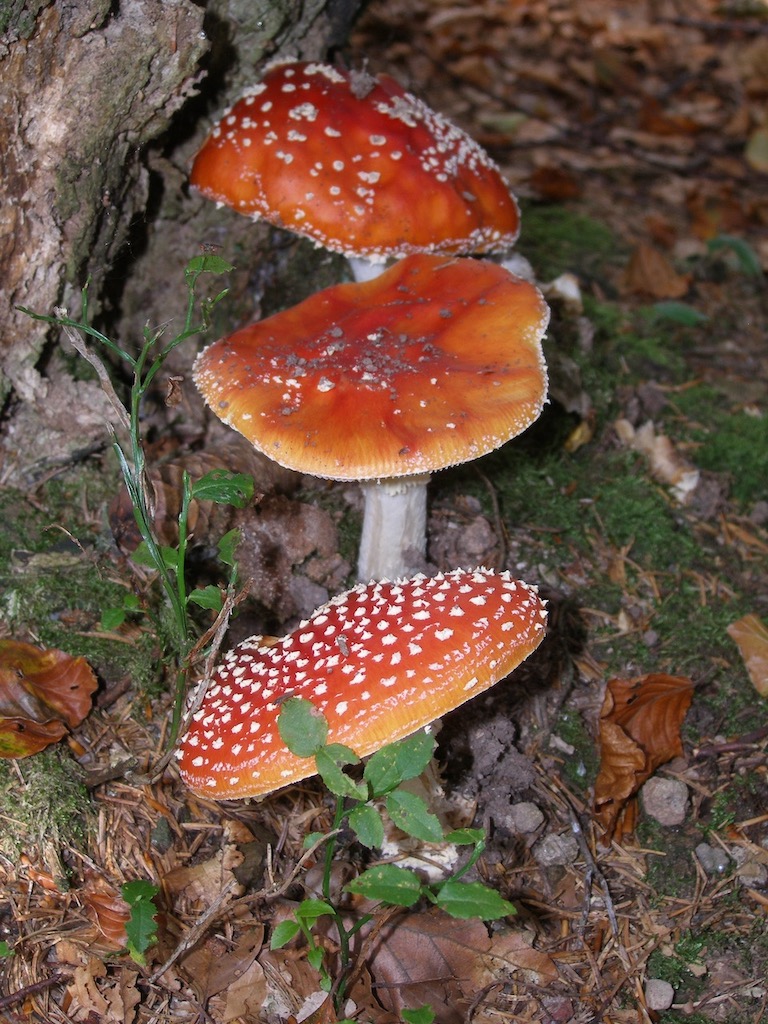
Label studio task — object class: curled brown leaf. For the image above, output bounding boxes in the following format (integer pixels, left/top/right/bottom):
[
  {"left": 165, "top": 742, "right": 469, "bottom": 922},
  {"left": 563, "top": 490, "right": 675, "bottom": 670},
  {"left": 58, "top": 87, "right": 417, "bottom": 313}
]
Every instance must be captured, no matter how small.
[
  {"left": 0, "top": 640, "right": 98, "bottom": 758},
  {"left": 594, "top": 673, "right": 694, "bottom": 841}
]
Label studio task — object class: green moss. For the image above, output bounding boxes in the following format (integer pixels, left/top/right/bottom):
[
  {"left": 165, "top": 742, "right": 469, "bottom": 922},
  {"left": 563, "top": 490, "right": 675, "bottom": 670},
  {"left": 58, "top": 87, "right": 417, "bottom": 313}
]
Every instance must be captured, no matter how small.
[
  {"left": 518, "top": 204, "right": 620, "bottom": 282},
  {"left": 0, "top": 480, "right": 161, "bottom": 692},
  {"left": 647, "top": 931, "right": 706, "bottom": 993},
  {"left": 636, "top": 820, "right": 698, "bottom": 900},
  {"left": 655, "top": 587, "right": 749, "bottom": 671},
  {"left": 0, "top": 746, "right": 90, "bottom": 865},
  {"left": 664, "top": 383, "right": 768, "bottom": 507},
  {"left": 0, "top": 0, "right": 47, "bottom": 39},
  {"left": 592, "top": 462, "right": 698, "bottom": 568},
  {"left": 695, "top": 413, "right": 768, "bottom": 507},
  {"left": 552, "top": 708, "right": 599, "bottom": 791}
]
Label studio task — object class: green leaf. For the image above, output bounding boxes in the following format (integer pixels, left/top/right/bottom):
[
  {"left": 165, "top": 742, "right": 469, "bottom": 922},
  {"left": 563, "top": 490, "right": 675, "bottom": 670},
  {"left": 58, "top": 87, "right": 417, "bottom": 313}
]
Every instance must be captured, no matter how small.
[
  {"left": 651, "top": 301, "right": 708, "bottom": 326},
  {"left": 278, "top": 698, "right": 328, "bottom": 757},
  {"left": 402, "top": 1007, "right": 436, "bottom": 1024},
  {"left": 131, "top": 541, "right": 179, "bottom": 571},
  {"left": 191, "top": 469, "right": 254, "bottom": 507},
  {"left": 0, "top": 940, "right": 14, "bottom": 958},
  {"left": 187, "top": 585, "right": 223, "bottom": 611},
  {"left": 348, "top": 803, "right": 385, "bottom": 849},
  {"left": 270, "top": 919, "right": 301, "bottom": 949},
  {"left": 302, "top": 830, "right": 326, "bottom": 850},
  {"left": 185, "top": 253, "right": 235, "bottom": 277},
  {"left": 434, "top": 880, "right": 515, "bottom": 920},
  {"left": 307, "top": 946, "right": 325, "bottom": 973},
  {"left": 315, "top": 744, "right": 366, "bottom": 800},
  {"left": 708, "top": 234, "right": 762, "bottom": 277},
  {"left": 345, "top": 864, "right": 423, "bottom": 907},
  {"left": 217, "top": 528, "right": 241, "bottom": 567},
  {"left": 295, "top": 898, "right": 336, "bottom": 925},
  {"left": 444, "top": 828, "right": 486, "bottom": 846},
  {"left": 100, "top": 607, "right": 126, "bottom": 631},
  {"left": 121, "top": 880, "right": 159, "bottom": 963},
  {"left": 386, "top": 789, "right": 444, "bottom": 843},
  {"left": 364, "top": 730, "right": 436, "bottom": 797}
]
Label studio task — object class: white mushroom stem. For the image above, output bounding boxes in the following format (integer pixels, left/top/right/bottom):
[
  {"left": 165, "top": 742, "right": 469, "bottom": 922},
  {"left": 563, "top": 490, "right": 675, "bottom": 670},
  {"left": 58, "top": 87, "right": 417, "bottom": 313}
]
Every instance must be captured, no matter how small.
[
  {"left": 347, "top": 255, "right": 390, "bottom": 283},
  {"left": 357, "top": 474, "right": 430, "bottom": 582}
]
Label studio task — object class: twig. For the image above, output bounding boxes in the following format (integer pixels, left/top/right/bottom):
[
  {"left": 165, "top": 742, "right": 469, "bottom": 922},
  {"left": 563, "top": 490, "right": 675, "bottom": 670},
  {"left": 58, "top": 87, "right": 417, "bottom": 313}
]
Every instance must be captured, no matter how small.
[
  {"left": 548, "top": 776, "right": 620, "bottom": 939},
  {"left": 149, "top": 878, "right": 240, "bottom": 983},
  {"left": 53, "top": 308, "right": 130, "bottom": 433},
  {"left": 240, "top": 829, "right": 343, "bottom": 907},
  {"left": 473, "top": 466, "right": 507, "bottom": 569},
  {"left": 0, "top": 971, "right": 70, "bottom": 1013},
  {"left": 149, "top": 580, "right": 251, "bottom": 781},
  {"left": 571, "top": 813, "right": 620, "bottom": 939},
  {"left": 660, "top": 15, "right": 768, "bottom": 36}
]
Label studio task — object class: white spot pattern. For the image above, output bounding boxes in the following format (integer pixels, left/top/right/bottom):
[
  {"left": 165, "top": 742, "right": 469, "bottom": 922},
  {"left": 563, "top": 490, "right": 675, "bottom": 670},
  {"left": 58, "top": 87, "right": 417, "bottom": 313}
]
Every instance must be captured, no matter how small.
[{"left": 177, "top": 569, "right": 546, "bottom": 800}]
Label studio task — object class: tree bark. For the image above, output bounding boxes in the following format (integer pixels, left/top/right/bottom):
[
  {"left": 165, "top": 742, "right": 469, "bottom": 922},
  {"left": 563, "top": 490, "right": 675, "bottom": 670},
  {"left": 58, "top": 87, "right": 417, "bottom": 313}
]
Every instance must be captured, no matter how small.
[{"left": 0, "top": 0, "right": 363, "bottom": 481}]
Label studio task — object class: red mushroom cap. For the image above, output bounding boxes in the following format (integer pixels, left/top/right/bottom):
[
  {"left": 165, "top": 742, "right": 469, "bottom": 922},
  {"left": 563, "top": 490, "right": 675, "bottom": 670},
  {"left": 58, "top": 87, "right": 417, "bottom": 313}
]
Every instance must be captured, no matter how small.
[
  {"left": 193, "top": 253, "right": 549, "bottom": 481},
  {"left": 189, "top": 60, "right": 520, "bottom": 261},
  {"left": 177, "top": 568, "right": 547, "bottom": 799}
]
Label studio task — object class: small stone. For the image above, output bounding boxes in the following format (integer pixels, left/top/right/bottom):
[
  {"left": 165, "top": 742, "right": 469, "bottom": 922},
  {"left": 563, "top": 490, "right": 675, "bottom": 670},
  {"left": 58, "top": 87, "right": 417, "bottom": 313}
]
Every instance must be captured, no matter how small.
[
  {"left": 645, "top": 978, "right": 675, "bottom": 1011},
  {"left": 533, "top": 831, "right": 579, "bottom": 868},
  {"left": 695, "top": 842, "right": 731, "bottom": 875},
  {"left": 641, "top": 777, "right": 689, "bottom": 826},
  {"left": 507, "top": 801, "right": 545, "bottom": 834}
]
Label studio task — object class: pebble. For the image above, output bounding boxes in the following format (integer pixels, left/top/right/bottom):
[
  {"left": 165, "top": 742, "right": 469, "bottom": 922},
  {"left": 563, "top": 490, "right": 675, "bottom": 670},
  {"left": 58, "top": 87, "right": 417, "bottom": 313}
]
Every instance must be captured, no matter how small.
[
  {"left": 507, "top": 801, "right": 545, "bottom": 834},
  {"left": 645, "top": 978, "right": 675, "bottom": 1011},
  {"left": 533, "top": 830, "right": 579, "bottom": 867},
  {"left": 641, "top": 777, "right": 689, "bottom": 826},
  {"left": 695, "top": 842, "right": 731, "bottom": 875}
]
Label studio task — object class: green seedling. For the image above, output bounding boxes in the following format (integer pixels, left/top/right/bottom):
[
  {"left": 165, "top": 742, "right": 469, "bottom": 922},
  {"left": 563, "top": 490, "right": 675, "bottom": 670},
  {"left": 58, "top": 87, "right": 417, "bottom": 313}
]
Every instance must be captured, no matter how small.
[
  {"left": 707, "top": 233, "right": 762, "bottom": 277},
  {"left": 20, "top": 256, "right": 252, "bottom": 741},
  {"left": 122, "top": 879, "right": 159, "bottom": 965},
  {"left": 272, "top": 698, "right": 515, "bottom": 1010}
]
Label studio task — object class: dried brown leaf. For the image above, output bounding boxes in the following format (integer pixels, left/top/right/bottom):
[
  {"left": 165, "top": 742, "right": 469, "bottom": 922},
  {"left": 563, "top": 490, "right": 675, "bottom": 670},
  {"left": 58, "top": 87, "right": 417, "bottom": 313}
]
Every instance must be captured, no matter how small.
[
  {"left": 614, "top": 419, "right": 699, "bottom": 503},
  {"left": 727, "top": 614, "right": 768, "bottom": 697},
  {"left": 366, "top": 909, "right": 556, "bottom": 1021},
  {"left": 82, "top": 886, "right": 131, "bottom": 950},
  {"left": 622, "top": 242, "right": 690, "bottom": 298},
  {"left": 181, "top": 928, "right": 265, "bottom": 1004},
  {"left": 219, "top": 956, "right": 268, "bottom": 1023},
  {"left": 0, "top": 640, "right": 97, "bottom": 757},
  {"left": 594, "top": 674, "right": 694, "bottom": 840}
]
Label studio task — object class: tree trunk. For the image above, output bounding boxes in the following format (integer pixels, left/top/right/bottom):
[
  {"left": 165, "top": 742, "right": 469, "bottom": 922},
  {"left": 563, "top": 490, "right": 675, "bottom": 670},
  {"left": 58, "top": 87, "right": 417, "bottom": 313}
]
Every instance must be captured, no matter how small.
[{"left": 0, "top": 0, "right": 363, "bottom": 482}]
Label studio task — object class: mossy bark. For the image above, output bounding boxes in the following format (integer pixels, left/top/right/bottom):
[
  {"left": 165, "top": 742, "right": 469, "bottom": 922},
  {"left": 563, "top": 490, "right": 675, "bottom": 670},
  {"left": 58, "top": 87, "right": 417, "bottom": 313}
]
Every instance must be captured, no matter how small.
[
  {"left": 0, "top": 0, "right": 362, "bottom": 480},
  {"left": 0, "top": 1, "right": 207, "bottom": 401}
]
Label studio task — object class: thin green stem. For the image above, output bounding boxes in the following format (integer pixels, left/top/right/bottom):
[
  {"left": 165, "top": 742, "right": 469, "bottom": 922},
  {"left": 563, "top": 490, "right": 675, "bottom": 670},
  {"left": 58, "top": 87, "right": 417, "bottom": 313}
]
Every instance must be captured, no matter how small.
[{"left": 176, "top": 471, "right": 193, "bottom": 646}]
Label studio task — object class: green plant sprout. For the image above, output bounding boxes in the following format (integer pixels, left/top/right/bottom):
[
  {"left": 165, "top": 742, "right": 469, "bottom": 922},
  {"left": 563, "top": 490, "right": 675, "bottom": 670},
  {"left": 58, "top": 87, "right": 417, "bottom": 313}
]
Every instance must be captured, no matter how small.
[
  {"left": 19, "top": 255, "right": 252, "bottom": 741},
  {"left": 271, "top": 698, "right": 515, "bottom": 1012},
  {"left": 121, "top": 879, "right": 160, "bottom": 965}
]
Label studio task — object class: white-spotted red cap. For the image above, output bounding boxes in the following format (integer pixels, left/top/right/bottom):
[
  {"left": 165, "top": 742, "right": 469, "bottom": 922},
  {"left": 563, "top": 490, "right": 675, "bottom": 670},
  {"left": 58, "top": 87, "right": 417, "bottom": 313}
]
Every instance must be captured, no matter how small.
[
  {"left": 189, "top": 60, "right": 520, "bottom": 261},
  {"left": 193, "top": 253, "right": 549, "bottom": 481},
  {"left": 177, "top": 568, "right": 547, "bottom": 799}
]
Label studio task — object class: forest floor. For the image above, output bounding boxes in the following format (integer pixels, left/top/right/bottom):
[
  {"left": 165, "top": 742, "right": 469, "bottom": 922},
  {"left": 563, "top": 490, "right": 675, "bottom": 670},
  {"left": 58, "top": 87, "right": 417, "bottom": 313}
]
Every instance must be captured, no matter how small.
[{"left": 0, "top": 0, "right": 767, "bottom": 1022}]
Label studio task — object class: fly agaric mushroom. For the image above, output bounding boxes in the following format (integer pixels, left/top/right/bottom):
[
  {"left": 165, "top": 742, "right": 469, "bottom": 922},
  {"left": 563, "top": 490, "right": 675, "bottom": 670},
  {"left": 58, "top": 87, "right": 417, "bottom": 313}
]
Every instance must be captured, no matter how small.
[
  {"left": 177, "top": 568, "right": 547, "bottom": 799},
  {"left": 190, "top": 60, "right": 520, "bottom": 278},
  {"left": 194, "top": 253, "right": 549, "bottom": 581}
]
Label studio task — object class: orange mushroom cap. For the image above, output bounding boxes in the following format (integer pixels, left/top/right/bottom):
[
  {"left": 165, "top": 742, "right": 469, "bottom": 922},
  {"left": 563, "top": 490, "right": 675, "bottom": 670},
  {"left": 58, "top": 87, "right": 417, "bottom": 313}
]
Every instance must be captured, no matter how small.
[
  {"left": 193, "top": 253, "right": 549, "bottom": 481},
  {"left": 189, "top": 60, "right": 520, "bottom": 261},
  {"left": 177, "top": 568, "right": 547, "bottom": 799}
]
